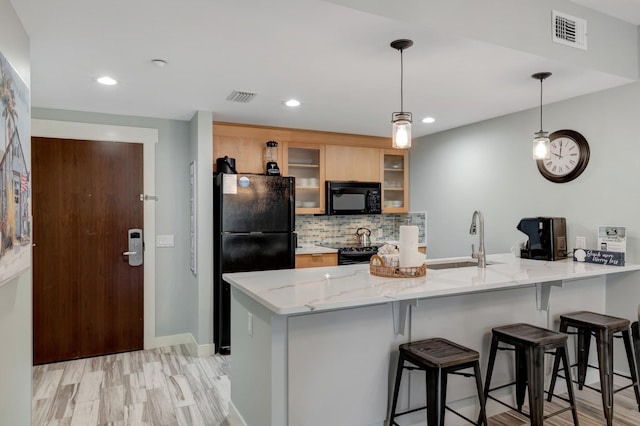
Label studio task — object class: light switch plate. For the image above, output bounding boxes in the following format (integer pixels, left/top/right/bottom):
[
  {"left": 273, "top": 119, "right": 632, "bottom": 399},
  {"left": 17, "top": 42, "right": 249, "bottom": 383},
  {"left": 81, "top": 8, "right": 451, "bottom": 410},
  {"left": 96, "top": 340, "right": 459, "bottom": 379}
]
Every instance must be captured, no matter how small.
[
  {"left": 156, "top": 235, "right": 175, "bottom": 247},
  {"left": 575, "top": 236, "right": 586, "bottom": 249}
]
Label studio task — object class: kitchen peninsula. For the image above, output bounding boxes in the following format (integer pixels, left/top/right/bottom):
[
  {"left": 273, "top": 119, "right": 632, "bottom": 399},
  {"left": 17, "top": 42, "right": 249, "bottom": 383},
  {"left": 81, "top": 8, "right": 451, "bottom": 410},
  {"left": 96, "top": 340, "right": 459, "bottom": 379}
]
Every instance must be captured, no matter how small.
[{"left": 224, "top": 254, "right": 640, "bottom": 426}]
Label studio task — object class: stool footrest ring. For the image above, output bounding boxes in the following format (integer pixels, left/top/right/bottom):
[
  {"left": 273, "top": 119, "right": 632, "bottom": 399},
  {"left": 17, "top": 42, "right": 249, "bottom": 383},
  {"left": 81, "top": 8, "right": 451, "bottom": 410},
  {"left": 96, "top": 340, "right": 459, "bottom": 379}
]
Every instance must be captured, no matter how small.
[
  {"left": 555, "top": 367, "right": 635, "bottom": 394},
  {"left": 487, "top": 392, "right": 575, "bottom": 421}
]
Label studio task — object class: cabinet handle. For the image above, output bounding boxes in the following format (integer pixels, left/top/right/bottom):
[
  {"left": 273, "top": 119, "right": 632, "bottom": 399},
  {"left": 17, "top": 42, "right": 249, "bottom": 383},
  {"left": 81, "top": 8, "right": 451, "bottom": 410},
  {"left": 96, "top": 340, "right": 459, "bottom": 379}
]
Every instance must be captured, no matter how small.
[{"left": 311, "top": 254, "right": 323, "bottom": 257}]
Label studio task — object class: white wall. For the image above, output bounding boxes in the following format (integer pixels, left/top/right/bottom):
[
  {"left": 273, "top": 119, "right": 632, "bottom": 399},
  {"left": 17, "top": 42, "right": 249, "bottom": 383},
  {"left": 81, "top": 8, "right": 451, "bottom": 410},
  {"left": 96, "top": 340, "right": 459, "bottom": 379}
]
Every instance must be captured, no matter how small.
[
  {"left": 0, "top": 0, "right": 31, "bottom": 423},
  {"left": 410, "top": 81, "right": 640, "bottom": 262}
]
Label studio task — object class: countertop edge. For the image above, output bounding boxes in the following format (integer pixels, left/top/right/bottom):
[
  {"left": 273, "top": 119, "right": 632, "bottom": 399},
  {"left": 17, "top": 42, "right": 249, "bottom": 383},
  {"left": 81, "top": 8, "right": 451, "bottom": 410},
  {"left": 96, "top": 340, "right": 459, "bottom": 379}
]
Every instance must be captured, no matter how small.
[{"left": 225, "top": 254, "right": 640, "bottom": 316}]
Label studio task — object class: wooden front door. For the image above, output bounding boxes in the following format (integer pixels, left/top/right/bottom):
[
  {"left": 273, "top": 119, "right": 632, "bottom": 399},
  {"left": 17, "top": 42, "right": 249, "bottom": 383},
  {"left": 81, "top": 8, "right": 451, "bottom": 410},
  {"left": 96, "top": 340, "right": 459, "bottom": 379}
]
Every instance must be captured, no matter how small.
[{"left": 32, "top": 137, "right": 144, "bottom": 365}]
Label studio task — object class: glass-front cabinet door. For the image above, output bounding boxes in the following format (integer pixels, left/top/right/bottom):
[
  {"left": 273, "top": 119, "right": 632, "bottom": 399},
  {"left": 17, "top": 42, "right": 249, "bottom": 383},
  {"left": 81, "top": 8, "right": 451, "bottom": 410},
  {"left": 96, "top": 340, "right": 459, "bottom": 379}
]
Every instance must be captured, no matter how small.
[
  {"left": 381, "top": 150, "right": 408, "bottom": 213},
  {"left": 284, "top": 144, "right": 325, "bottom": 214}
]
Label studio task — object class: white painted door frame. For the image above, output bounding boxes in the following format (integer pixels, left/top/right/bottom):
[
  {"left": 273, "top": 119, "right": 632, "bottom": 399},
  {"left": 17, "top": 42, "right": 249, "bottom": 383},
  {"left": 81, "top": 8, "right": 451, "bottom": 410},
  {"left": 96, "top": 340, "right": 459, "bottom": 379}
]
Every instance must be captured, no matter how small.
[{"left": 31, "top": 119, "right": 158, "bottom": 348}]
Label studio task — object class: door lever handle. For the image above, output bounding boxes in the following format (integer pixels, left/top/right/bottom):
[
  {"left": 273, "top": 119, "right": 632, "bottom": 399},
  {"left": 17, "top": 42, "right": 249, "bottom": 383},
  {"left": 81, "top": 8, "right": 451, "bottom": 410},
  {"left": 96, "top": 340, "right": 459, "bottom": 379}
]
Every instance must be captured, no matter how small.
[{"left": 123, "top": 251, "right": 137, "bottom": 256}]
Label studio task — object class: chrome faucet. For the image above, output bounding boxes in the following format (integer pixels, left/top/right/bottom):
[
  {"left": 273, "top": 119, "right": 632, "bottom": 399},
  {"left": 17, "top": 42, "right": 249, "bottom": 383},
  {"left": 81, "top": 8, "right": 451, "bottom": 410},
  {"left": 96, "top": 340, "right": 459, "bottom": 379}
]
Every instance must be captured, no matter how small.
[{"left": 469, "top": 210, "right": 486, "bottom": 268}]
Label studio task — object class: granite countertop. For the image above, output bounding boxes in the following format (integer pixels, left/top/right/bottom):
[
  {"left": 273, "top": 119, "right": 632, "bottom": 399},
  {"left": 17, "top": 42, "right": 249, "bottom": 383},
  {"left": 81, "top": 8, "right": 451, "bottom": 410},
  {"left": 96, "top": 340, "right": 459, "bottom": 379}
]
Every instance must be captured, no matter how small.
[
  {"left": 295, "top": 246, "right": 339, "bottom": 255},
  {"left": 224, "top": 253, "right": 640, "bottom": 315}
]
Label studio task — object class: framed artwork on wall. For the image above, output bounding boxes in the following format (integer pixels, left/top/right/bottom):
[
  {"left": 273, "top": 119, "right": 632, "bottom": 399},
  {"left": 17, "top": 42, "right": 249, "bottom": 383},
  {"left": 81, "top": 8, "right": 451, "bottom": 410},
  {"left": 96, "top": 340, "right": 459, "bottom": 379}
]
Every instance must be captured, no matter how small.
[{"left": 0, "top": 51, "right": 31, "bottom": 286}]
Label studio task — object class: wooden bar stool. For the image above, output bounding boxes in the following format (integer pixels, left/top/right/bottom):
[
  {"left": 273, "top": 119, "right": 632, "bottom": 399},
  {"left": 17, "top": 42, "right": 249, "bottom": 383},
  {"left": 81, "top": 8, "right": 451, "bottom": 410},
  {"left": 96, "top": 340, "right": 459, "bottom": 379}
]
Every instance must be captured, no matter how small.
[
  {"left": 388, "top": 337, "right": 487, "bottom": 426},
  {"left": 547, "top": 311, "right": 640, "bottom": 426},
  {"left": 483, "top": 323, "right": 579, "bottom": 425}
]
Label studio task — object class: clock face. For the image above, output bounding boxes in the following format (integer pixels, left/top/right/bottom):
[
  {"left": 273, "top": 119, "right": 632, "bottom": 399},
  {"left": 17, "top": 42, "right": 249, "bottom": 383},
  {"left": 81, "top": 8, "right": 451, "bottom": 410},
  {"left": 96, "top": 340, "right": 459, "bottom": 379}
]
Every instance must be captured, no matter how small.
[
  {"left": 543, "top": 137, "right": 580, "bottom": 177},
  {"left": 536, "top": 130, "right": 590, "bottom": 183}
]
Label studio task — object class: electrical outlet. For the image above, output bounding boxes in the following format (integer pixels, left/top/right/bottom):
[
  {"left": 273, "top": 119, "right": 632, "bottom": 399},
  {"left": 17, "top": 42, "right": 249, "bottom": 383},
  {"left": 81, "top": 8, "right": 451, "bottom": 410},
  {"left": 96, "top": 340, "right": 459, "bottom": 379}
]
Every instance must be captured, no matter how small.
[
  {"left": 247, "top": 312, "right": 253, "bottom": 336},
  {"left": 576, "top": 236, "right": 586, "bottom": 249},
  {"left": 377, "top": 228, "right": 383, "bottom": 238}
]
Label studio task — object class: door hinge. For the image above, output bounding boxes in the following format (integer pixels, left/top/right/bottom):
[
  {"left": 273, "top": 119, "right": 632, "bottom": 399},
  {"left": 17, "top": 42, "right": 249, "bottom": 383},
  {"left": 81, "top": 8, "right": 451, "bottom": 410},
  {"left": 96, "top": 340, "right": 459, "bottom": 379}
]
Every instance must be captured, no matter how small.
[{"left": 140, "top": 194, "right": 158, "bottom": 201}]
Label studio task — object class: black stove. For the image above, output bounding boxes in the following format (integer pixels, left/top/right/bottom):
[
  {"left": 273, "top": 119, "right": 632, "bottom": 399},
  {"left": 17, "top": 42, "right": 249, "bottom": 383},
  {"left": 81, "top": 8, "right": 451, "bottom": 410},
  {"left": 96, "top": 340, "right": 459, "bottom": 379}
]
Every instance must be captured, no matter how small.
[
  {"left": 321, "top": 243, "right": 380, "bottom": 265},
  {"left": 339, "top": 246, "right": 378, "bottom": 253}
]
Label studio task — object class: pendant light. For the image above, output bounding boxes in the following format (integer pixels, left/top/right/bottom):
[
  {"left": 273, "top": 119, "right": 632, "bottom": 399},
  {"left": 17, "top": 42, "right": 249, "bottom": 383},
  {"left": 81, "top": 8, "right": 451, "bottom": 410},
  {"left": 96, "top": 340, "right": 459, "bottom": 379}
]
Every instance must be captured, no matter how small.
[
  {"left": 531, "top": 72, "right": 552, "bottom": 160},
  {"left": 391, "top": 39, "right": 413, "bottom": 149}
]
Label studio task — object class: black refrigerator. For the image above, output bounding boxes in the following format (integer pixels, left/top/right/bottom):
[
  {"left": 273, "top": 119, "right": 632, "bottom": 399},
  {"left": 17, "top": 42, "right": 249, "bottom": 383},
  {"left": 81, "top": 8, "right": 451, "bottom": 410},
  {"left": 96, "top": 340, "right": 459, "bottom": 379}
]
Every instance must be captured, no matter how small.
[{"left": 213, "top": 173, "right": 295, "bottom": 354}]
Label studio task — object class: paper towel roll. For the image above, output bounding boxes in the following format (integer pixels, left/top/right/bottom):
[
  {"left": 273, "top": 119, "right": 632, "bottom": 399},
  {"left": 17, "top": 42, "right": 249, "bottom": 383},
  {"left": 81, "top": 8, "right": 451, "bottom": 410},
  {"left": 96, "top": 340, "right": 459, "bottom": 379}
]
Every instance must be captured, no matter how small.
[
  {"left": 399, "top": 226, "right": 419, "bottom": 267},
  {"left": 399, "top": 225, "right": 418, "bottom": 247}
]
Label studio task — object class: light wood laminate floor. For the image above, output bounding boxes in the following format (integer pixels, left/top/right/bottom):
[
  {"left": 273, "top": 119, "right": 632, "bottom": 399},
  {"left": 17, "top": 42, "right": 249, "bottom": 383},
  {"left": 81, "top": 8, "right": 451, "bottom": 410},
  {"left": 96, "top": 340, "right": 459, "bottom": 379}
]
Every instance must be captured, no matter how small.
[
  {"left": 32, "top": 345, "right": 640, "bottom": 425},
  {"left": 488, "top": 384, "right": 640, "bottom": 425},
  {"left": 32, "top": 345, "right": 230, "bottom": 426}
]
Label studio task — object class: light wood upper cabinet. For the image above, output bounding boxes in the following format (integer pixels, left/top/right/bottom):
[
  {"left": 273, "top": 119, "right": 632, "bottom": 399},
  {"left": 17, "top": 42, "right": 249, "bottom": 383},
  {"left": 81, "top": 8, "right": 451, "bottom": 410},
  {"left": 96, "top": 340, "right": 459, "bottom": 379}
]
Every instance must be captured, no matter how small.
[
  {"left": 213, "top": 122, "right": 290, "bottom": 174},
  {"left": 325, "top": 145, "right": 380, "bottom": 182},
  {"left": 283, "top": 143, "right": 325, "bottom": 214},
  {"left": 212, "top": 122, "right": 409, "bottom": 215},
  {"left": 213, "top": 138, "right": 263, "bottom": 174},
  {"left": 381, "top": 149, "right": 409, "bottom": 213}
]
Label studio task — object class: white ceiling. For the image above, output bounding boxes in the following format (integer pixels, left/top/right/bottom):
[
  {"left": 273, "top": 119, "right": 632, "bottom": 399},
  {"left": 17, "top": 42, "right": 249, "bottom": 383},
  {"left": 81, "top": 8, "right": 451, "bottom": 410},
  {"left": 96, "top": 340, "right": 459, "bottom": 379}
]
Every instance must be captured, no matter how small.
[
  {"left": 8, "top": 0, "right": 640, "bottom": 138},
  {"left": 569, "top": 0, "right": 640, "bottom": 25}
]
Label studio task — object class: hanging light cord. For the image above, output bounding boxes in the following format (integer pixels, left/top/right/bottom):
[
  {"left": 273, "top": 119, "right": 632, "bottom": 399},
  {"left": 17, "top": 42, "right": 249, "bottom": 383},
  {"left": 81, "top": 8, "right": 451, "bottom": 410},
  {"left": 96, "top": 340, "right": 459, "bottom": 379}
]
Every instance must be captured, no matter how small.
[
  {"left": 399, "top": 48, "right": 404, "bottom": 113},
  {"left": 538, "top": 78, "right": 544, "bottom": 133}
]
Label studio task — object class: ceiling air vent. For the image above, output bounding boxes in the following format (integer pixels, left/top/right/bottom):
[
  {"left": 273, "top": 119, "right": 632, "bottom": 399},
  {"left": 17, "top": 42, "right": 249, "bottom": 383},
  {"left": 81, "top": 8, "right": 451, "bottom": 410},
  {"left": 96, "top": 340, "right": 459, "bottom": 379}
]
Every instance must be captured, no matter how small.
[
  {"left": 226, "top": 90, "right": 257, "bottom": 103},
  {"left": 552, "top": 10, "right": 587, "bottom": 50}
]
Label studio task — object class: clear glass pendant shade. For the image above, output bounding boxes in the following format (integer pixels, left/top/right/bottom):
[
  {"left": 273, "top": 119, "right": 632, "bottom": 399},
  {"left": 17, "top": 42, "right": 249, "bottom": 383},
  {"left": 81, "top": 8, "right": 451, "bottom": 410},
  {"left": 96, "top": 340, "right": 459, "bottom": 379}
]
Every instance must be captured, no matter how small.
[
  {"left": 531, "top": 72, "right": 552, "bottom": 160},
  {"left": 390, "top": 39, "right": 413, "bottom": 150},
  {"left": 532, "top": 132, "right": 551, "bottom": 160},
  {"left": 392, "top": 112, "right": 412, "bottom": 149}
]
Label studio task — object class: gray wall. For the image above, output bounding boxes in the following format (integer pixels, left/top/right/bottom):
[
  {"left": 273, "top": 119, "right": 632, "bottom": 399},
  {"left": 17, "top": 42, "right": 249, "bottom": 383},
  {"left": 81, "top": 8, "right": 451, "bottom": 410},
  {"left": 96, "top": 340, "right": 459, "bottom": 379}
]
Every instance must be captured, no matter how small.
[
  {"left": 190, "top": 111, "right": 214, "bottom": 346},
  {"left": 411, "top": 81, "right": 640, "bottom": 262},
  {"left": 0, "top": 0, "right": 31, "bottom": 423},
  {"left": 31, "top": 108, "right": 198, "bottom": 339}
]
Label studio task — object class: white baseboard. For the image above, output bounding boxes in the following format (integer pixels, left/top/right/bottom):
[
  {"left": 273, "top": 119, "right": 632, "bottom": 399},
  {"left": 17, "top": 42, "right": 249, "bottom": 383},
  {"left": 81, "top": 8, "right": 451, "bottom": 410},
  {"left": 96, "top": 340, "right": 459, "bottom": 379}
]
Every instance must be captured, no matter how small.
[
  {"left": 196, "top": 342, "right": 216, "bottom": 357},
  {"left": 147, "top": 333, "right": 193, "bottom": 350},
  {"left": 146, "top": 333, "right": 215, "bottom": 357}
]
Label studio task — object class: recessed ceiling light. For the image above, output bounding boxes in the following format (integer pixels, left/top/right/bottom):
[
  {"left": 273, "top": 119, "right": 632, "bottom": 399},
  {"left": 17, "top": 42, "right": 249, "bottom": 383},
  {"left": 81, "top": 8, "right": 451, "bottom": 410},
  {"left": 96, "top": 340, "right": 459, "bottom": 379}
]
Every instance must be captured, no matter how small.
[
  {"left": 285, "top": 99, "right": 301, "bottom": 107},
  {"left": 151, "top": 59, "right": 168, "bottom": 68},
  {"left": 97, "top": 76, "right": 117, "bottom": 86},
  {"left": 421, "top": 117, "right": 435, "bottom": 124}
]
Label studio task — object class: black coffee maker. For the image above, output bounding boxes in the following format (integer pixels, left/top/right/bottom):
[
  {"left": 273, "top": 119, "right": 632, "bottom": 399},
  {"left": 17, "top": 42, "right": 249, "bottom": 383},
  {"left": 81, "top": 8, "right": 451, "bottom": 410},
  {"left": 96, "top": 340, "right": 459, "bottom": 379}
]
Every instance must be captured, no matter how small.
[
  {"left": 216, "top": 156, "right": 237, "bottom": 174},
  {"left": 517, "top": 217, "right": 568, "bottom": 260}
]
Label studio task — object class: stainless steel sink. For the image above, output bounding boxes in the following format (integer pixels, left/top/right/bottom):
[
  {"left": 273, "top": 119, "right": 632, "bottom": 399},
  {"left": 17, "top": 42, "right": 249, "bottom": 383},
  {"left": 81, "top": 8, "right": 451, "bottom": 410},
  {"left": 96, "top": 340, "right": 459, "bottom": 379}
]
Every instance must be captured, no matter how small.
[{"left": 427, "top": 261, "right": 493, "bottom": 270}]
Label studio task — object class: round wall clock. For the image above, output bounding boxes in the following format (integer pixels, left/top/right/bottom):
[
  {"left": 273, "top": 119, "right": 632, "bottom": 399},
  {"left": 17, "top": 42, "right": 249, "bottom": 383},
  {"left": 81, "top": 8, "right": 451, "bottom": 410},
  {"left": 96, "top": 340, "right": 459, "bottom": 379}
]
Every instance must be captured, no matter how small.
[{"left": 536, "top": 129, "right": 590, "bottom": 183}]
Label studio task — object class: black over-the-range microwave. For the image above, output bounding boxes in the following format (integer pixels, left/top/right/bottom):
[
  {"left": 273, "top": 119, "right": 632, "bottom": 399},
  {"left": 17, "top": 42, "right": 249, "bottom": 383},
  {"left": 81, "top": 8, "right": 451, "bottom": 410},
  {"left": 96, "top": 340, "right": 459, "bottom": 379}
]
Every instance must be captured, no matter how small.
[{"left": 325, "top": 181, "right": 382, "bottom": 215}]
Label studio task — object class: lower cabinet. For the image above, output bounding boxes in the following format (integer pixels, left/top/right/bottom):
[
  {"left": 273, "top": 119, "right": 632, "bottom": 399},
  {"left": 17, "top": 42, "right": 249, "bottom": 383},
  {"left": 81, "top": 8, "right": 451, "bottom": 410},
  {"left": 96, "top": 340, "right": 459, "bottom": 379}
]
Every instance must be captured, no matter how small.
[{"left": 295, "top": 253, "right": 338, "bottom": 269}]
